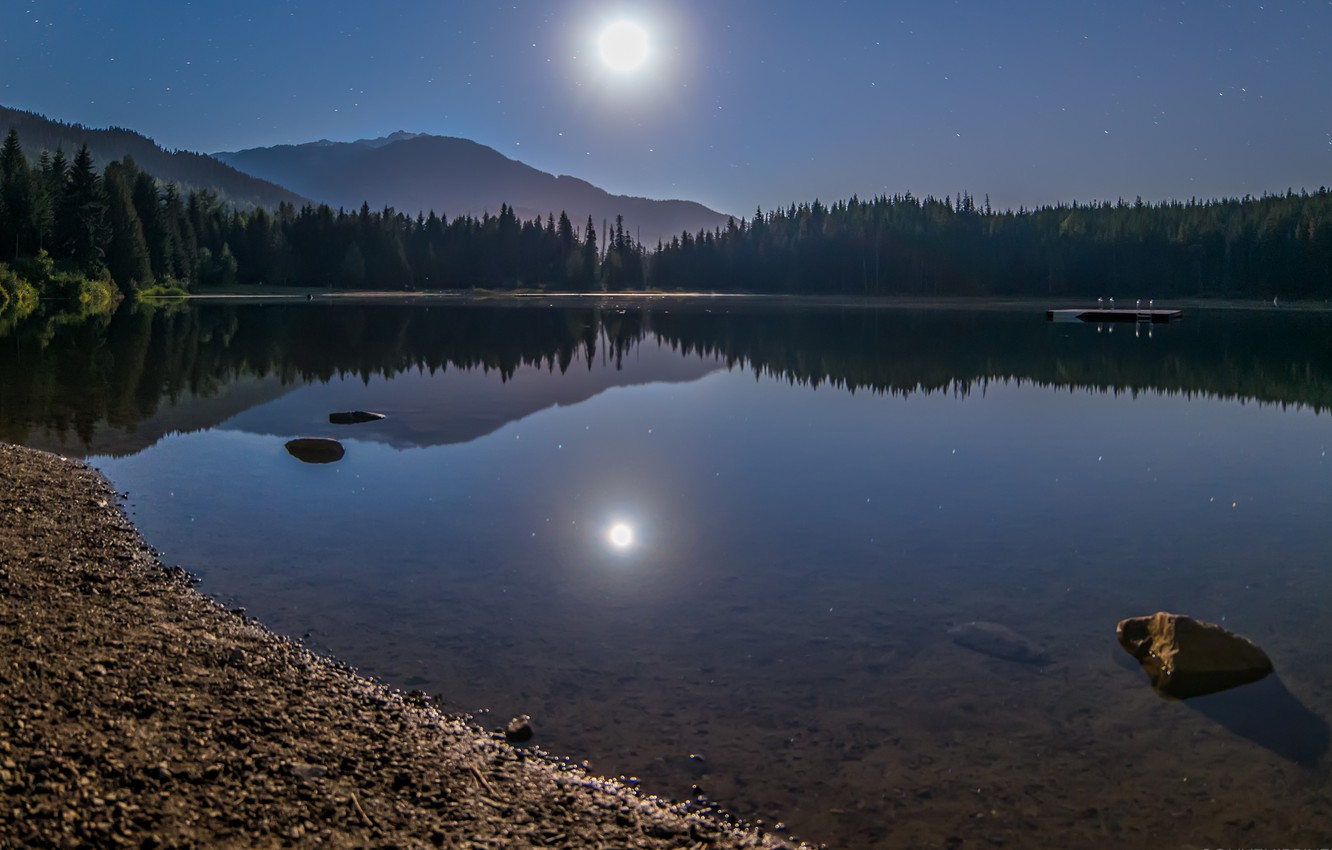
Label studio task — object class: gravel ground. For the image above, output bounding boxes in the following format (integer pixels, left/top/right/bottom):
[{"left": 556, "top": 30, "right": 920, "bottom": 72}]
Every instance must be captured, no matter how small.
[{"left": 0, "top": 443, "right": 806, "bottom": 849}]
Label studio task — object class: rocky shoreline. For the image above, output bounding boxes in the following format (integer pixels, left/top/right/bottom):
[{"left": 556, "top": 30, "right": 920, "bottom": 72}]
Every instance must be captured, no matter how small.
[{"left": 0, "top": 443, "right": 803, "bottom": 849}]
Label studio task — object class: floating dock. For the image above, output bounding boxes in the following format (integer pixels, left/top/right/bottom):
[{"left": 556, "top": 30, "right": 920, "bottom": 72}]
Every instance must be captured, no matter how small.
[{"left": 1046, "top": 308, "right": 1182, "bottom": 323}]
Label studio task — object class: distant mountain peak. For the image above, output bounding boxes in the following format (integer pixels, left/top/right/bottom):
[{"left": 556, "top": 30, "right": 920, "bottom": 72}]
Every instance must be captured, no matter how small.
[
  {"left": 353, "top": 130, "right": 421, "bottom": 148},
  {"left": 215, "top": 133, "right": 732, "bottom": 246}
]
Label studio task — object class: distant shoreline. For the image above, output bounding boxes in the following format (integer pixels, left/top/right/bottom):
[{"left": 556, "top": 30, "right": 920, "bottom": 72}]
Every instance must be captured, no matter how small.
[{"left": 152, "top": 288, "right": 1332, "bottom": 313}]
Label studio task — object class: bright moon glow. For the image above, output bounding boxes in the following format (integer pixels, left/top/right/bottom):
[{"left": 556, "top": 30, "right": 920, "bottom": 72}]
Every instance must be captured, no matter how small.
[
  {"left": 599, "top": 21, "right": 649, "bottom": 72},
  {"left": 607, "top": 522, "right": 635, "bottom": 549}
]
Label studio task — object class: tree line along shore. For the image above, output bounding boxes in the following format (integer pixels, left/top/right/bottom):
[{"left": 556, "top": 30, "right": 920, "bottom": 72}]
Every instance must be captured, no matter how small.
[{"left": 1, "top": 127, "right": 1330, "bottom": 317}]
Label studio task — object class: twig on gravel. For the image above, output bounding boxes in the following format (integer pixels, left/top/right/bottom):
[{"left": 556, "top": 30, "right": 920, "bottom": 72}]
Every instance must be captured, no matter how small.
[
  {"left": 350, "top": 791, "right": 375, "bottom": 829},
  {"left": 469, "top": 765, "right": 494, "bottom": 794}
]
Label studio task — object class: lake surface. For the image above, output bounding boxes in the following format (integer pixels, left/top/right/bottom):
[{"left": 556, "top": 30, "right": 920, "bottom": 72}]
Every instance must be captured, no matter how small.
[{"left": 4, "top": 298, "right": 1332, "bottom": 848}]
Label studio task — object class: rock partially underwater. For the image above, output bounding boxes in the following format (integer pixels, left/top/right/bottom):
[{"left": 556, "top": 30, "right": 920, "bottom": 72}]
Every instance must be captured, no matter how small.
[
  {"left": 284, "top": 438, "right": 346, "bottom": 464},
  {"left": 1116, "top": 611, "right": 1273, "bottom": 699},
  {"left": 504, "top": 715, "right": 534, "bottom": 743},
  {"left": 948, "top": 621, "right": 1049, "bottom": 664},
  {"left": 329, "top": 411, "right": 385, "bottom": 425}
]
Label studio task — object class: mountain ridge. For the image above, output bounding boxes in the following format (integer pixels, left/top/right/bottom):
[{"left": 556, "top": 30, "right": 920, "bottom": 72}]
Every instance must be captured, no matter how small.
[
  {"left": 0, "top": 104, "right": 733, "bottom": 247},
  {"left": 0, "top": 105, "right": 308, "bottom": 210},
  {"left": 215, "top": 132, "right": 734, "bottom": 247}
]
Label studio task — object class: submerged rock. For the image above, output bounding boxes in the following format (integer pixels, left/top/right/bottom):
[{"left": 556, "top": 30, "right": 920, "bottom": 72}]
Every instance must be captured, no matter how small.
[
  {"left": 1116, "top": 611, "right": 1273, "bottom": 699},
  {"left": 328, "top": 410, "right": 385, "bottom": 425},
  {"left": 948, "top": 621, "right": 1049, "bottom": 664},
  {"left": 288, "top": 762, "right": 328, "bottom": 781},
  {"left": 686, "top": 753, "right": 709, "bottom": 779},
  {"left": 284, "top": 438, "right": 345, "bottom": 464}
]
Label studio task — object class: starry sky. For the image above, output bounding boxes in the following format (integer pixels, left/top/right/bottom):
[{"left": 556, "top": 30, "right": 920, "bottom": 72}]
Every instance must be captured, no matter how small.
[{"left": 1, "top": 1, "right": 1328, "bottom": 217}]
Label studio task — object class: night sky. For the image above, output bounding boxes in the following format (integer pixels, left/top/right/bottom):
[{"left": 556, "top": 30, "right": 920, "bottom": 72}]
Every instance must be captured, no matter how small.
[{"left": 2, "top": 1, "right": 1328, "bottom": 217}]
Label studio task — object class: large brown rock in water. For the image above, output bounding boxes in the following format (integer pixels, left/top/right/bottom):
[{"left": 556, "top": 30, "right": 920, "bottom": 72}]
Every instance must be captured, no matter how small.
[{"left": 1117, "top": 611, "right": 1273, "bottom": 699}]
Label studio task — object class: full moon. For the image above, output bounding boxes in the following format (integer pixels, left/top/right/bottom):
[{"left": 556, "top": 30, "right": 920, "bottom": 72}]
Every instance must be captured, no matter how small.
[
  {"left": 607, "top": 522, "right": 635, "bottom": 549},
  {"left": 598, "top": 21, "right": 649, "bottom": 72}
]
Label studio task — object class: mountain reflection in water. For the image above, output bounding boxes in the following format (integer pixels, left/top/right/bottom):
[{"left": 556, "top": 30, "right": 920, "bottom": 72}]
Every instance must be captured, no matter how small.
[
  {"left": 3, "top": 300, "right": 1331, "bottom": 457},
  {"left": 3, "top": 298, "right": 1332, "bottom": 850}
]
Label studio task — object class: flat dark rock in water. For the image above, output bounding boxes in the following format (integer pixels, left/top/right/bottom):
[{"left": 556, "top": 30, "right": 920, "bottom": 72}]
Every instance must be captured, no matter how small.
[
  {"left": 1117, "top": 611, "right": 1273, "bottom": 699},
  {"left": 329, "top": 410, "right": 385, "bottom": 425},
  {"left": 284, "top": 438, "right": 345, "bottom": 464},
  {"left": 949, "top": 622, "right": 1049, "bottom": 664}
]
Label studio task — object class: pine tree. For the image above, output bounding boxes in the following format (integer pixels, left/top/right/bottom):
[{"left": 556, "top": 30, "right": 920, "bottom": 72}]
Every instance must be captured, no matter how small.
[
  {"left": 582, "top": 215, "right": 599, "bottom": 290},
  {"left": 103, "top": 161, "right": 153, "bottom": 293},
  {"left": 57, "top": 144, "right": 109, "bottom": 273},
  {"left": 557, "top": 211, "right": 576, "bottom": 261},
  {"left": 0, "top": 129, "right": 32, "bottom": 260},
  {"left": 497, "top": 203, "right": 519, "bottom": 286},
  {"left": 131, "top": 170, "right": 169, "bottom": 280},
  {"left": 41, "top": 149, "right": 68, "bottom": 255},
  {"left": 162, "top": 185, "right": 194, "bottom": 282},
  {"left": 32, "top": 151, "right": 56, "bottom": 253}
]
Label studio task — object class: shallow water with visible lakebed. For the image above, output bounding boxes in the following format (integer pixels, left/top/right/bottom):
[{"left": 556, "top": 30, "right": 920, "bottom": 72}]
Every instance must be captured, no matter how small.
[{"left": 5, "top": 299, "right": 1332, "bottom": 848}]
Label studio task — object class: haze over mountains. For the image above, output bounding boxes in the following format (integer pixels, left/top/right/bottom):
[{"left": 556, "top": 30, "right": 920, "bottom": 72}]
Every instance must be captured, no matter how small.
[
  {"left": 214, "top": 133, "right": 734, "bottom": 248},
  {"left": 0, "top": 105, "right": 306, "bottom": 210},
  {"left": 1, "top": 105, "right": 734, "bottom": 248}
]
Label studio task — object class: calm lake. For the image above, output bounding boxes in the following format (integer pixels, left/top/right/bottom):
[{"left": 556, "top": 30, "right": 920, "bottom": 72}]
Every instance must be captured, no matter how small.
[{"left": 5, "top": 298, "right": 1332, "bottom": 848}]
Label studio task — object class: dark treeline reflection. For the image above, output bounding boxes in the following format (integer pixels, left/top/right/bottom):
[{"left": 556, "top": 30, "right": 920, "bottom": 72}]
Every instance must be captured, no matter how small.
[
  {"left": 650, "top": 307, "right": 1332, "bottom": 410},
  {"left": 2, "top": 300, "right": 1330, "bottom": 450}
]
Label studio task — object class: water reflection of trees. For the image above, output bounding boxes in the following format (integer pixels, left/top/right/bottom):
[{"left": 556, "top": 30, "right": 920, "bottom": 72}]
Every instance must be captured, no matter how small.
[
  {"left": 1, "top": 301, "right": 1329, "bottom": 449},
  {"left": 649, "top": 307, "right": 1332, "bottom": 412}
]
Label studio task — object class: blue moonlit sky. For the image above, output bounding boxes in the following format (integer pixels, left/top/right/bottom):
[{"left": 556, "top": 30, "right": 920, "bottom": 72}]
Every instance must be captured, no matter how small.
[{"left": 1, "top": 1, "right": 1328, "bottom": 216}]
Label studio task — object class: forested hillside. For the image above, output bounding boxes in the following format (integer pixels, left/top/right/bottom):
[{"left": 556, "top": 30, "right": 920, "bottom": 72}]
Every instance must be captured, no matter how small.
[
  {"left": 0, "top": 106, "right": 305, "bottom": 210},
  {"left": 215, "top": 133, "right": 731, "bottom": 249},
  {"left": 1, "top": 126, "right": 1329, "bottom": 303},
  {"left": 0, "top": 128, "right": 644, "bottom": 298},
  {"left": 651, "top": 191, "right": 1332, "bottom": 299}
]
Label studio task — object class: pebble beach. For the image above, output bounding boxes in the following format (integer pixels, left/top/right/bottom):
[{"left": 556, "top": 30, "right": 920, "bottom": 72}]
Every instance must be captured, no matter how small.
[{"left": 0, "top": 443, "right": 801, "bottom": 849}]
